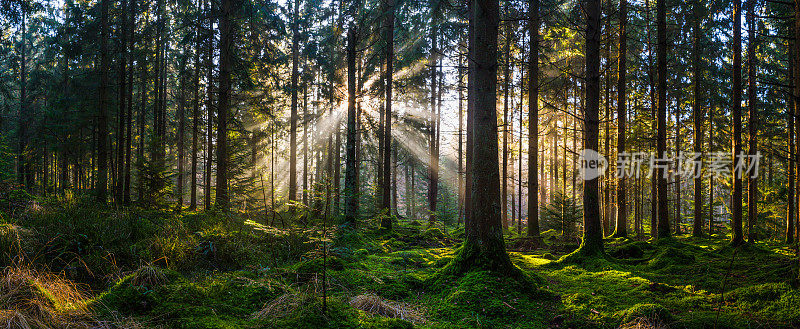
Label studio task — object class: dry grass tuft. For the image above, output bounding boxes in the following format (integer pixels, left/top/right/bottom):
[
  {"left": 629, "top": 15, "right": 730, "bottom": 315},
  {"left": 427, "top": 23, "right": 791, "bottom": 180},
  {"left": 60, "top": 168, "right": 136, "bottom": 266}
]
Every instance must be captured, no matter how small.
[
  {"left": 350, "top": 293, "right": 425, "bottom": 324},
  {"left": 618, "top": 317, "right": 669, "bottom": 329},
  {"left": 127, "top": 265, "right": 168, "bottom": 288},
  {"left": 0, "top": 309, "right": 35, "bottom": 328},
  {"left": 0, "top": 267, "right": 99, "bottom": 328},
  {"left": 252, "top": 291, "right": 307, "bottom": 320}
]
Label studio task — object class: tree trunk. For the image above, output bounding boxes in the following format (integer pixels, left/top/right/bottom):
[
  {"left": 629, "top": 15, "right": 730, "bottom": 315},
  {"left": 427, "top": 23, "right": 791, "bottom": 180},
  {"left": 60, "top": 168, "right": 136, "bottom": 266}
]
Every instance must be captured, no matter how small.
[
  {"left": 458, "top": 43, "right": 465, "bottom": 225},
  {"left": 655, "top": 0, "right": 670, "bottom": 239},
  {"left": 215, "top": 0, "right": 232, "bottom": 211},
  {"left": 289, "top": 0, "right": 299, "bottom": 203},
  {"left": 572, "top": 0, "right": 604, "bottom": 257},
  {"left": 446, "top": 0, "right": 516, "bottom": 276},
  {"left": 177, "top": 55, "right": 186, "bottom": 212},
  {"left": 645, "top": 0, "right": 657, "bottom": 238},
  {"left": 428, "top": 24, "right": 439, "bottom": 226},
  {"left": 746, "top": 0, "right": 757, "bottom": 243},
  {"left": 502, "top": 16, "right": 510, "bottom": 230},
  {"left": 527, "top": 0, "right": 540, "bottom": 238},
  {"left": 603, "top": 0, "right": 611, "bottom": 236},
  {"left": 116, "top": 0, "right": 128, "bottom": 205},
  {"left": 675, "top": 94, "right": 681, "bottom": 234},
  {"left": 124, "top": 0, "right": 135, "bottom": 205},
  {"left": 731, "top": 0, "right": 744, "bottom": 246},
  {"left": 692, "top": 0, "right": 704, "bottom": 237},
  {"left": 381, "top": 0, "right": 395, "bottom": 229},
  {"left": 190, "top": 0, "right": 201, "bottom": 210},
  {"left": 789, "top": 81, "right": 795, "bottom": 244},
  {"left": 204, "top": 0, "right": 215, "bottom": 210},
  {"left": 137, "top": 36, "right": 148, "bottom": 202},
  {"left": 303, "top": 82, "right": 308, "bottom": 205},
  {"left": 793, "top": 0, "right": 800, "bottom": 247},
  {"left": 788, "top": 39, "right": 795, "bottom": 245},
  {"left": 97, "top": 0, "right": 109, "bottom": 203},
  {"left": 709, "top": 105, "right": 715, "bottom": 234},
  {"left": 613, "top": 0, "right": 628, "bottom": 238},
  {"left": 17, "top": 8, "right": 30, "bottom": 189},
  {"left": 344, "top": 26, "right": 359, "bottom": 225}
]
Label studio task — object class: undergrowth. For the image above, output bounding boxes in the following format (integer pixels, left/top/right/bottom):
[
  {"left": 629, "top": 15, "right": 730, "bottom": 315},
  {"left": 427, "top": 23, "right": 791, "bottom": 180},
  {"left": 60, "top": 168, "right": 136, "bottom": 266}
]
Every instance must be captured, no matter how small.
[{"left": 3, "top": 199, "right": 800, "bottom": 328}]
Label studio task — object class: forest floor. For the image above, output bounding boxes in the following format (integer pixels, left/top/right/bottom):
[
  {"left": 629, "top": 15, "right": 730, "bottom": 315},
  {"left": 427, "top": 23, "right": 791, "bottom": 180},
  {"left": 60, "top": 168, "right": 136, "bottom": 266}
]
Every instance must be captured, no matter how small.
[{"left": 1, "top": 193, "right": 799, "bottom": 328}]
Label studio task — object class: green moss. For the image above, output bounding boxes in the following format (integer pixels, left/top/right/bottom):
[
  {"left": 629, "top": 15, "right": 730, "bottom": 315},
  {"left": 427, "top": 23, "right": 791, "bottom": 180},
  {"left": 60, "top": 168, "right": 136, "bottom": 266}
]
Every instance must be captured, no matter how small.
[
  {"left": 381, "top": 238, "right": 407, "bottom": 253},
  {"left": 429, "top": 270, "right": 555, "bottom": 328},
  {"left": 266, "top": 295, "right": 363, "bottom": 329},
  {"left": 420, "top": 227, "right": 446, "bottom": 240},
  {"left": 153, "top": 272, "right": 284, "bottom": 328},
  {"left": 762, "top": 289, "right": 800, "bottom": 323},
  {"left": 619, "top": 303, "right": 674, "bottom": 323},
  {"left": 608, "top": 242, "right": 644, "bottom": 259},
  {"left": 648, "top": 247, "right": 695, "bottom": 270},
  {"left": 287, "top": 256, "right": 346, "bottom": 283}
]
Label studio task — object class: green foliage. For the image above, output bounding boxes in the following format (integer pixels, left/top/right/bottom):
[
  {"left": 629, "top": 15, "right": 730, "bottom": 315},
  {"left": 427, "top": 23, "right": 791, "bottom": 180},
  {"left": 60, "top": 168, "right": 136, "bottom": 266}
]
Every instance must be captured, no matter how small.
[
  {"left": 540, "top": 191, "right": 582, "bottom": 240},
  {"left": 0, "top": 135, "right": 14, "bottom": 184},
  {"left": 135, "top": 140, "right": 174, "bottom": 209},
  {"left": 8, "top": 203, "right": 800, "bottom": 328}
]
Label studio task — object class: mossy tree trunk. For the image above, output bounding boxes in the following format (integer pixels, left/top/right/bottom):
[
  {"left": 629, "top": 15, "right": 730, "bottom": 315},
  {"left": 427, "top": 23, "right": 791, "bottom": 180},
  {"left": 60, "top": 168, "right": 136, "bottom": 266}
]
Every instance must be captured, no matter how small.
[
  {"left": 446, "top": 0, "right": 516, "bottom": 276},
  {"left": 574, "top": 0, "right": 604, "bottom": 256}
]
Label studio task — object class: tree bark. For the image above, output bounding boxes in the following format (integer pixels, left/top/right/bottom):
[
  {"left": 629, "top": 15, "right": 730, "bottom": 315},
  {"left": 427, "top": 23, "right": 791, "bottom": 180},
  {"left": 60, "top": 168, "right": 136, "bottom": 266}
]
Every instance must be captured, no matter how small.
[
  {"left": 289, "top": 0, "right": 300, "bottom": 203},
  {"left": 458, "top": 43, "right": 465, "bottom": 225},
  {"left": 645, "top": 0, "right": 657, "bottom": 238},
  {"left": 573, "top": 0, "right": 604, "bottom": 256},
  {"left": 746, "top": 0, "right": 758, "bottom": 243},
  {"left": 116, "top": 0, "right": 128, "bottom": 205},
  {"left": 215, "top": 0, "right": 233, "bottom": 211},
  {"left": 344, "top": 26, "right": 359, "bottom": 225},
  {"left": 17, "top": 7, "right": 27, "bottom": 189},
  {"left": 428, "top": 24, "right": 439, "bottom": 226},
  {"left": 709, "top": 103, "right": 715, "bottom": 234},
  {"left": 788, "top": 39, "right": 795, "bottom": 245},
  {"left": 447, "top": 0, "right": 516, "bottom": 276},
  {"left": 655, "top": 0, "right": 670, "bottom": 239},
  {"left": 692, "top": 0, "right": 704, "bottom": 237},
  {"left": 97, "top": 0, "right": 109, "bottom": 203},
  {"left": 177, "top": 53, "right": 187, "bottom": 212},
  {"left": 527, "top": 0, "right": 541, "bottom": 238},
  {"left": 124, "top": 0, "right": 135, "bottom": 205},
  {"left": 204, "top": 0, "right": 215, "bottom": 210},
  {"left": 190, "top": 0, "right": 201, "bottom": 210},
  {"left": 793, "top": 0, "right": 800, "bottom": 247},
  {"left": 381, "top": 0, "right": 395, "bottom": 229},
  {"left": 731, "top": 0, "right": 745, "bottom": 246},
  {"left": 613, "top": 0, "right": 628, "bottom": 238},
  {"left": 502, "top": 14, "right": 510, "bottom": 230}
]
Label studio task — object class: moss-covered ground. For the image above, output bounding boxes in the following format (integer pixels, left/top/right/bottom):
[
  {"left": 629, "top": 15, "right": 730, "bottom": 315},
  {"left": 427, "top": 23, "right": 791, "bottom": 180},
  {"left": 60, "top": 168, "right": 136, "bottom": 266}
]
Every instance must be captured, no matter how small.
[{"left": 2, "top": 201, "right": 800, "bottom": 328}]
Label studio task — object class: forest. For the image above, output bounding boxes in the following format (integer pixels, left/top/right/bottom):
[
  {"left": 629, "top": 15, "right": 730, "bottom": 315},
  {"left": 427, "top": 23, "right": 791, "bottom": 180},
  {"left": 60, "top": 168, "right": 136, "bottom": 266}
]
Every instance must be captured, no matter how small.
[{"left": 2, "top": 0, "right": 800, "bottom": 327}]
